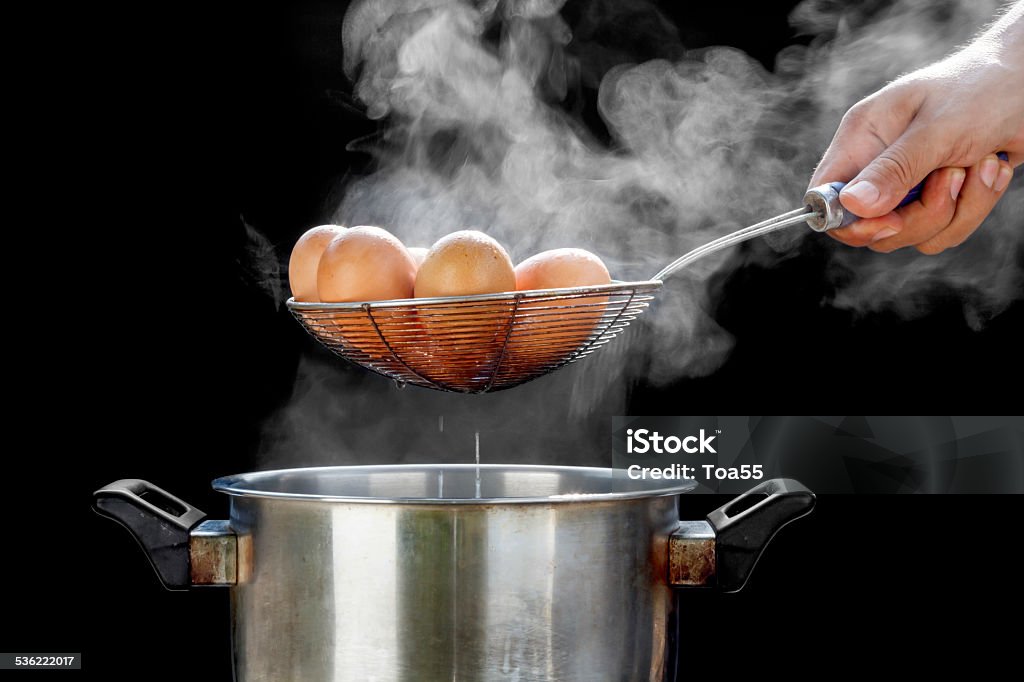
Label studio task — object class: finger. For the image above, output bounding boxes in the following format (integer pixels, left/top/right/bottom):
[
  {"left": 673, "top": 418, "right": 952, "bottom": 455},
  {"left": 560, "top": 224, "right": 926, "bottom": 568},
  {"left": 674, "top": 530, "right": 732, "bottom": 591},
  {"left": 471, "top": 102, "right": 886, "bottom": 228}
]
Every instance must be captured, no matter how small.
[
  {"left": 826, "top": 213, "right": 905, "bottom": 247},
  {"left": 867, "top": 166, "right": 964, "bottom": 253},
  {"left": 827, "top": 166, "right": 961, "bottom": 247},
  {"left": 810, "top": 127, "right": 871, "bottom": 188},
  {"left": 994, "top": 160, "right": 1014, "bottom": 193},
  {"left": 809, "top": 101, "right": 889, "bottom": 188},
  {"left": 838, "top": 122, "right": 951, "bottom": 219},
  {"left": 915, "top": 156, "right": 1013, "bottom": 255}
]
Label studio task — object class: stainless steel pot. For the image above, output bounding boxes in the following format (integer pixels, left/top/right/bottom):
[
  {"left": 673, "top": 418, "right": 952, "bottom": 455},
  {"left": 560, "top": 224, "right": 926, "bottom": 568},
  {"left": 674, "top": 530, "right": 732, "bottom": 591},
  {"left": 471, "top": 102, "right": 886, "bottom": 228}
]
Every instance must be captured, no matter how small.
[{"left": 94, "top": 465, "right": 813, "bottom": 682}]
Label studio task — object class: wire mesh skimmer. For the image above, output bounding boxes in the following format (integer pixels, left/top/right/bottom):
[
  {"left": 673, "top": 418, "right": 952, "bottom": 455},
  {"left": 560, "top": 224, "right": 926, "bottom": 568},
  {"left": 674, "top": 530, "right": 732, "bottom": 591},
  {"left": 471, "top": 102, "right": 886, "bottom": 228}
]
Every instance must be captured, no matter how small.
[
  {"left": 287, "top": 159, "right": 1015, "bottom": 393},
  {"left": 287, "top": 204, "right": 822, "bottom": 393}
]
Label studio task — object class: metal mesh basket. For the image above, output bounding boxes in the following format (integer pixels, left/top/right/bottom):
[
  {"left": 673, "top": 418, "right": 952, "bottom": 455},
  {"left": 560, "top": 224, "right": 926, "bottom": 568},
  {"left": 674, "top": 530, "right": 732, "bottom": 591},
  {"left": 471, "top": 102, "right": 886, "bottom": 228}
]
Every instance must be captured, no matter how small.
[{"left": 287, "top": 281, "right": 661, "bottom": 393}]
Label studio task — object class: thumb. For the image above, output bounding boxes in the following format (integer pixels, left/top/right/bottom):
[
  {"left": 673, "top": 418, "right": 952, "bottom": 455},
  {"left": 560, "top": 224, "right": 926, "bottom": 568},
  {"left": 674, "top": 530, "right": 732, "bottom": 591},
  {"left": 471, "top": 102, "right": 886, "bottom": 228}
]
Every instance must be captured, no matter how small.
[{"left": 839, "top": 126, "right": 947, "bottom": 218}]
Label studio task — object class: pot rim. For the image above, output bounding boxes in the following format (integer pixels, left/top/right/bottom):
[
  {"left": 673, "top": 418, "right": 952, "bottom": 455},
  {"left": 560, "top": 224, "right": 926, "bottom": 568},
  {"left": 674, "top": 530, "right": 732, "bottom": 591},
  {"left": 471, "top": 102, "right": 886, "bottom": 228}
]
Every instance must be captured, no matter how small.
[{"left": 211, "top": 464, "right": 697, "bottom": 505}]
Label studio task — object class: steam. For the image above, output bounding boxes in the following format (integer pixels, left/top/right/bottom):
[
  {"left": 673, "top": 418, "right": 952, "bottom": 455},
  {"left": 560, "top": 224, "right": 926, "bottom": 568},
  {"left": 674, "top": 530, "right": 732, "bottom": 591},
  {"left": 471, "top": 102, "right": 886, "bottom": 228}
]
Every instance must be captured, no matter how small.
[
  {"left": 337, "top": 0, "right": 1021, "bottom": 350},
  {"left": 238, "top": 216, "right": 285, "bottom": 305},
  {"left": 253, "top": 0, "right": 1021, "bottom": 468},
  {"left": 790, "top": 0, "right": 1024, "bottom": 326}
]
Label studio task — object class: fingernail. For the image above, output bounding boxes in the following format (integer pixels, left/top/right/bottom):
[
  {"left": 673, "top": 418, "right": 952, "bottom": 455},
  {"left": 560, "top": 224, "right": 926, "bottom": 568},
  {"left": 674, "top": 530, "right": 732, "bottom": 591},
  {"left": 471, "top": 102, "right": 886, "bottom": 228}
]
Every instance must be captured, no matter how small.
[
  {"left": 843, "top": 180, "right": 881, "bottom": 206},
  {"left": 980, "top": 156, "right": 1000, "bottom": 189},
  {"left": 871, "top": 227, "right": 900, "bottom": 243},
  {"left": 994, "top": 164, "right": 1013, "bottom": 193},
  {"left": 950, "top": 169, "right": 966, "bottom": 201}
]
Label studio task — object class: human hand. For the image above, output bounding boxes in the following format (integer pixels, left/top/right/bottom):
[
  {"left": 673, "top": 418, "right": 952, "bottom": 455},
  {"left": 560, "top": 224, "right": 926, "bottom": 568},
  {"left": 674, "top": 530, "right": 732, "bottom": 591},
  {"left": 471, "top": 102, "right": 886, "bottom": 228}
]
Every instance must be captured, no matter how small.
[{"left": 810, "top": 3, "right": 1024, "bottom": 254}]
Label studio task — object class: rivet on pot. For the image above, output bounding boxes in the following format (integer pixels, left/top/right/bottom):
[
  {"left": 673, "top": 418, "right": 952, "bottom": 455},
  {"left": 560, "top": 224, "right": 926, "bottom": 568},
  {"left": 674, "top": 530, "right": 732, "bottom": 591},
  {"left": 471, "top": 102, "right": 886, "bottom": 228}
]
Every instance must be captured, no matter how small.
[
  {"left": 668, "top": 520, "right": 716, "bottom": 587},
  {"left": 190, "top": 519, "right": 237, "bottom": 586}
]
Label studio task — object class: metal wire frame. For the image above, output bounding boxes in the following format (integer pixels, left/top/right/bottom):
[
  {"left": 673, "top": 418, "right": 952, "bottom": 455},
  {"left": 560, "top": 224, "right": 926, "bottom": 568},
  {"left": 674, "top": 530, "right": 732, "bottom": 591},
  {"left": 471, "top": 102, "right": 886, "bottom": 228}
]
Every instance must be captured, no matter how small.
[{"left": 287, "top": 281, "right": 662, "bottom": 393}]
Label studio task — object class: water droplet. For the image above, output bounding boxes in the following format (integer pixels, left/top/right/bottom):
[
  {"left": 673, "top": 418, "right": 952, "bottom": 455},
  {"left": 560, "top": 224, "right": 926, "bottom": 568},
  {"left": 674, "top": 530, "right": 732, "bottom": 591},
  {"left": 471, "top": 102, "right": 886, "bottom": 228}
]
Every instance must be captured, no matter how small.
[
  {"left": 394, "top": 379, "right": 406, "bottom": 390},
  {"left": 475, "top": 430, "right": 481, "bottom": 499}
]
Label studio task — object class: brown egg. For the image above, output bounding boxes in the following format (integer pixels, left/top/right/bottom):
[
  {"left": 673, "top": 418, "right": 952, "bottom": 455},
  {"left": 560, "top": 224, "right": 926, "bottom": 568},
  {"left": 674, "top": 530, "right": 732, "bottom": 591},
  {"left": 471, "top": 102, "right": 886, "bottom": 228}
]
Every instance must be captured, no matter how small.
[
  {"left": 514, "top": 248, "right": 611, "bottom": 291},
  {"left": 509, "top": 248, "right": 612, "bottom": 375},
  {"left": 413, "top": 231, "right": 517, "bottom": 391},
  {"left": 315, "top": 226, "right": 419, "bottom": 366},
  {"left": 288, "top": 225, "right": 345, "bottom": 302},
  {"left": 414, "top": 230, "right": 516, "bottom": 298},
  {"left": 317, "top": 226, "right": 417, "bottom": 302},
  {"left": 407, "top": 247, "right": 429, "bottom": 268}
]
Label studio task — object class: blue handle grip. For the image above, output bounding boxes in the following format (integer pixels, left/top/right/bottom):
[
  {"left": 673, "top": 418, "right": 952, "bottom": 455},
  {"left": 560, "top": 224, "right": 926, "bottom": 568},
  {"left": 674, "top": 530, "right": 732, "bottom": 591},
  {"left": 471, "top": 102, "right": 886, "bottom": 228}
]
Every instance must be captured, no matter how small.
[{"left": 831, "top": 151, "right": 1010, "bottom": 228}]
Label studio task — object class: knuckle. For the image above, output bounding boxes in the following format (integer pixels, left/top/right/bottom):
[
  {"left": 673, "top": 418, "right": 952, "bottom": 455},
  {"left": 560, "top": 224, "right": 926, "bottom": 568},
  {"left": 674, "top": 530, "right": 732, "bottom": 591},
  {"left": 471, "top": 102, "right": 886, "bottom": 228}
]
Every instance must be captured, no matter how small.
[
  {"left": 945, "top": 137, "right": 976, "bottom": 166},
  {"left": 943, "top": 218, "right": 984, "bottom": 248},
  {"left": 949, "top": 231, "right": 977, "bottom": 248},
  {"left": 871, "top": 147, "right": 917, "bottom": 188},
  {"left": 916, "top": 240, "right": 947, "bottom": 256},
  {"left": 840, "top": 101, "right": 872, "bottom": 131},
  {"left": 886, "top": 77, "right": 926, "bottom": 106},
  {"left": 874, "top": 81, "right": 923, "bottom": 123},
  {"left": 924, "top": 187, "right": 958, "bottom": 219}
]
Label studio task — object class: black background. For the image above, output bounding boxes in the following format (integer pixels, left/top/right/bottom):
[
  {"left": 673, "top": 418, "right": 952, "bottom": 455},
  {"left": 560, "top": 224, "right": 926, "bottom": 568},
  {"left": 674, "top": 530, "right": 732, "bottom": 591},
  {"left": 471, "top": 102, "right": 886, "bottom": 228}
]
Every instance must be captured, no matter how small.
[{"left": 13, "top": 0, "right": 1023, "bottom": 679}]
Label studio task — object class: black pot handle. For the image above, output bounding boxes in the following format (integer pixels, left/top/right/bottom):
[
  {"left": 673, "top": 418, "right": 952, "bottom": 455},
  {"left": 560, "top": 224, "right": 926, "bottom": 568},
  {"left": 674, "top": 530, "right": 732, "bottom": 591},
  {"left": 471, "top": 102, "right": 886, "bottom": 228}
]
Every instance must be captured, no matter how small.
[
  {"left": 708, "top": 478, "right": 815, "bottom": 593},
  {"left": 93, "top": 479, "right": 208, "bottom": 591}
]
